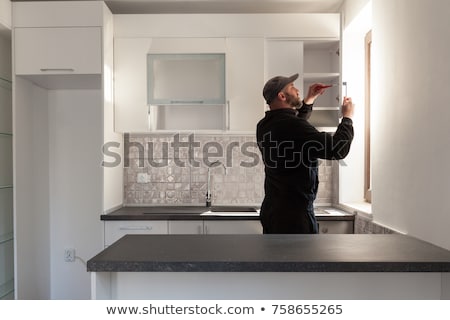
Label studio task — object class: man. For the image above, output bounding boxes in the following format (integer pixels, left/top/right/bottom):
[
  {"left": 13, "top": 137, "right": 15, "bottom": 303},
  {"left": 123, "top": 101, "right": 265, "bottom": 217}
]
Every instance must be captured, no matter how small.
[{"left": 256, "top": 74, "right": 354, "bottom": 234}]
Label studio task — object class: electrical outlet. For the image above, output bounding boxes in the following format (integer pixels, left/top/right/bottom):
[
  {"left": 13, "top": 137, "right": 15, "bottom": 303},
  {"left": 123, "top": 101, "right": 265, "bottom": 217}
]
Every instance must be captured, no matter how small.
[{"left": 64, "top": 248, "right": 75, "bottom": 262}]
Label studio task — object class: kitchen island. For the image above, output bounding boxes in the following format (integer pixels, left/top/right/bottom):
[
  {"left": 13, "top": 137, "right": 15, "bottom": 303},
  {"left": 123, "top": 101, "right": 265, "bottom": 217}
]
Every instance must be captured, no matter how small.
[{"left": 87, "top": 234, "right": 450, "bottom": 299}]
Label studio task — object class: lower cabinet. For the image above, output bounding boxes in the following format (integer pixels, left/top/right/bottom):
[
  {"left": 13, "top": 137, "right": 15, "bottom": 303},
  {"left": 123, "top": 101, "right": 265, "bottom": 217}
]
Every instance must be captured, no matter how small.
[
  {"left": 203, "top": 221, "right": 263, "bottom": 234},
  {"left": 104, "top": 219, "right": 352, "bottom": 246},
  {"left": 317, "top": 220, "right": 354, "bottom": 234},
  {"left": 169, "top": 220, "right": 263, "bottom": 235},
  {"left": 104, "top": 220, "right": 263, "bottom": 246},
  {"left": 168, "top": 221, "right": 204, "bottom": 235},
  {"left": 104, "top": 221, "right": 169, "bottom": 247}
]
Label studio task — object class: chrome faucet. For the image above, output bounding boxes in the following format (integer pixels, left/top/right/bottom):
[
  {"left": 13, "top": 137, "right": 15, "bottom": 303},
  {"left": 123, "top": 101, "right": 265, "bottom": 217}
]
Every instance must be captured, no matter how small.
[{"left": 206, "top": 160, "right": 227, "bottom": 207}]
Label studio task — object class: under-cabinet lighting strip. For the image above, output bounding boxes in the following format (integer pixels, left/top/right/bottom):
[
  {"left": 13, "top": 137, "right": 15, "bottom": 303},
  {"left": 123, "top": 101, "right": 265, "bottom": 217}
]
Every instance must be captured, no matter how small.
[
  {"left": 0, "top": 133, "right": 13, "bottom": 136},
  {"left": 0, "top": 185, "right": 13, "bottom": 189}
]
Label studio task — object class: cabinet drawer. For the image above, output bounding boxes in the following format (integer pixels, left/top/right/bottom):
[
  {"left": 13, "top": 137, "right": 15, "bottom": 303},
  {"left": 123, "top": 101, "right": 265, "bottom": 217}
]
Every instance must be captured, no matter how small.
[
  {"left": 104, "top": 221, "right": 169, "bottom": 246},
  {"left": 15, "top": 27, "right": 102, "bottom": 75},
  {"left": 318, "top": 220, "right": 354, "bottom": 234}
]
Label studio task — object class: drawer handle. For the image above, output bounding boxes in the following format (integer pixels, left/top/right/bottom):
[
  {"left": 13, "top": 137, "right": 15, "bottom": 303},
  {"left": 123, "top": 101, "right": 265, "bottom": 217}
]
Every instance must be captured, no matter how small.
[
  {"left": 119, "top": 226, "right": 153, "bottom": 231},
  {"left": 40, "top": 68, "right": 75, "bottom": 72}
]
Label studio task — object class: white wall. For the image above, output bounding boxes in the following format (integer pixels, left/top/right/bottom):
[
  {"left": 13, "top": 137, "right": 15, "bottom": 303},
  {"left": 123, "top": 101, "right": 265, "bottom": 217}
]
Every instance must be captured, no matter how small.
[
  {"left": 48, "top": 89, "right": 104, "bottom": 299},
  {"left": 371, "top": 0, "right": 450, "bottom": 249},
  {"left": 14, "top": 77, "right": 51, "bottom": 299}
]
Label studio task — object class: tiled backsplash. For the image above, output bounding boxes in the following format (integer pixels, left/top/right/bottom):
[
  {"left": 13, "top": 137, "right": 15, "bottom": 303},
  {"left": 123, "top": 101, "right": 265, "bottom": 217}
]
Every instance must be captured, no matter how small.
[
  {"left": 354, "top": 216, "right": 399, "bottom": 234},
  {"left": 123, "top": 133, "right": 338, "bottom": 206}
]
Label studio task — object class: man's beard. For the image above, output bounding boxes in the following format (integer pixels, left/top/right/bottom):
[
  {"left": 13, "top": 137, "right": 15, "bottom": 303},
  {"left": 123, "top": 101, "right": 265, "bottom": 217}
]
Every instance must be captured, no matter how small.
[{"left": 285, "top": 92, "right": 302, "bottom": 108}]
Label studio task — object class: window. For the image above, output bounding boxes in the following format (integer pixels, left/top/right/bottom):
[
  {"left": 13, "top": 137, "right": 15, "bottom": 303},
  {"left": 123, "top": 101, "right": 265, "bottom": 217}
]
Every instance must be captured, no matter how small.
[{"left": 364, "top": 30, "right": 372, "bottom": 203}]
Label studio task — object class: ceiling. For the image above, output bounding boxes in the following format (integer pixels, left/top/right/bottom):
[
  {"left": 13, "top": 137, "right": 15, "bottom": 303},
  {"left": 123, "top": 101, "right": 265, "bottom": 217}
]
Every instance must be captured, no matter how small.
[{"left": 103, "top": 0, "right": 345, "bottom": 14}]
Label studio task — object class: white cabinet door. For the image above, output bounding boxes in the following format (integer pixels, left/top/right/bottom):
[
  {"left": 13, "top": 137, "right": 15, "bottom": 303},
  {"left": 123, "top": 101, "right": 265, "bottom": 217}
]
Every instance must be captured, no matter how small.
[
  {"left": 104, "top": 221, "right": 169, "bottom": 246},
  {"left": 226, "top": 38, "right": 265, "bottom": 131},
  {"left": 266, "top": 39, "right": 303, "bottom": 84},
  {"left": 114, "top": 38, "right": 151, "bottom": 132},
  {"left": 168, "top": 221, "right": 204, "bottom": 234},
  {"left": 12, "top": 1, "right": 103, "bottom": 27},
  {"left": 15, "top": 27, "right": 102, "bottom": 75},
  {"left": 204, "top": 220, "right": 263, "bottom": 234}
]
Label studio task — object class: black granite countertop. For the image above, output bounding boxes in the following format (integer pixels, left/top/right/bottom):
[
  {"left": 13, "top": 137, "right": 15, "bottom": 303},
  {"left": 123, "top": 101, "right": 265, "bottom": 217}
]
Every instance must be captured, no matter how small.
[
  {"left": 87, "top": 234, "right": 450, "bottom": 272},
  {"left": 101, "top": 206, "right": 354, "bottom": 221}
]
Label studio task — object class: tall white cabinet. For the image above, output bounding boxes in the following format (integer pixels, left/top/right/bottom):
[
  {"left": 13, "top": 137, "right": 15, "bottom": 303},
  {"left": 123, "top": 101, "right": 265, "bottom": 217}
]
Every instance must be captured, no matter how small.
[{"left": 12, "top": 1, "right": 122, "bottom": 299}]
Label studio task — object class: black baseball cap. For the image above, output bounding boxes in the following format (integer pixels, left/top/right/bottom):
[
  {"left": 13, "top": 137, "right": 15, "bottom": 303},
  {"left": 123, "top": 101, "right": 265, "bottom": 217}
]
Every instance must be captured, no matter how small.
[{"left": 263, "top": 73, "right": 299, "bottom": 104}]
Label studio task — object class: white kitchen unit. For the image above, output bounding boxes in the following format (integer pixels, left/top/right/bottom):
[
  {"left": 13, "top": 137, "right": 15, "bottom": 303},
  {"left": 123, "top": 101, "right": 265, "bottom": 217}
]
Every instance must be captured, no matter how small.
[
  {"left": 13, "top": 0, "right": 104, "bottom": 90},
  {"left": 104, "top": 219, "right": 262, "bottom": 246},
  {"left": 265, "top": 39, "right": 304, "bottom": 82},
  {"left": 266, "top": 39, "right": 341, "bottom": 130},
  {"left": 104, "top": 221, "right": 169, "bottom": 247},
  {"left": 12, "top": 1, "right": 122, "bottom": 299},
  {"left": 203, "top": 220, "right": 263, "bottom": 234},
  {"left": 168, "top": 220, "right": 263, "bottom": 235},
  {"left": 14, "top": 27, "right": 102, "bottom": 81},
  {"left": 168, "top": 220, "right": 204, "bottom": 235},
  {"left": 147, "top": 52, "right": 227, "bottom": 131},
  {"left": 226, "top": 37, "right": 265, "bottom": 132},
  {"left": 114, "top": 37, "right": 227, "bottom": 132},
  {"left": 303, "top": 40, "right": 341, "bottom": 130},
  {"left": 113, "top": 13, "right": 340, "bottom": 133}
]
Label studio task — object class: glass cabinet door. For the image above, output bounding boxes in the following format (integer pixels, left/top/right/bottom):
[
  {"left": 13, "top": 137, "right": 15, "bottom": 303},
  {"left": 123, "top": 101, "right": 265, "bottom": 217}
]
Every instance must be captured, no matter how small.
[{"left": 147, "top": 53, "right": 226, "bottom": 105}]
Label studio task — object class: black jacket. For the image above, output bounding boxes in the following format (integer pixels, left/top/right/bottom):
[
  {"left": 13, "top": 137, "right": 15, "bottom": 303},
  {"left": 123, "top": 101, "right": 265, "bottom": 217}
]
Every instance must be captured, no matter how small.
[{"left": 256, "top": 103, "right": 354, "bottom": 233}]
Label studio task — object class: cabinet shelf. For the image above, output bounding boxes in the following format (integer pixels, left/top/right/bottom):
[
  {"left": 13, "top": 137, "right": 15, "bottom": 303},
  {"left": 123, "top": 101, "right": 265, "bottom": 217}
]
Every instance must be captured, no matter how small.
[
  {"left": 313, "top": 106, "right": 339, "bottom": 111},
  {"left": 303, "top": 73, "right": 340, "bottom": 82}
]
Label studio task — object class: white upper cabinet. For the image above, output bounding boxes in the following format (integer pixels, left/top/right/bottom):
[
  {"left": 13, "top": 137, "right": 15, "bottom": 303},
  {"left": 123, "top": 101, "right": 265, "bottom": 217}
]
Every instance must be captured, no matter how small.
[
  {"left": 113, "top": 13, "right": 340, "bottom": 133},
  {"left": 226, "top": 37, "right": 265, "bottom": 132},
  {"left": 114, "top": 37, "right": 228, "bottom": 133},
  {"left": 12, "top": 1, "right": 103, "bottom": 27},
  {"left": 265, "top": 39, "right": 341, "bottom": 130},
  {"left": 12, "top": 1, "right": 104, "bottom": 89},
  {"left": 15, "top": 27, "right": 102, "bottom": 76},
  {"left": 265, "top": 39, "right": 304, "bottom": 89},
  {"left": 303, "top": 40, "right": 341, "bottom": 130}
]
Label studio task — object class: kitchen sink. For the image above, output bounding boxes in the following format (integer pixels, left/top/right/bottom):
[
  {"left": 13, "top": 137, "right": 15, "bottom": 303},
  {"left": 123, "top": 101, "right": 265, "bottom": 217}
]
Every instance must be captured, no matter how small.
[
  {"left": 210, "top": 206, "right": 257, "bottom": 212},
  {"left": 201, "top": 206, "right": 259, "bottom": 216}
]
